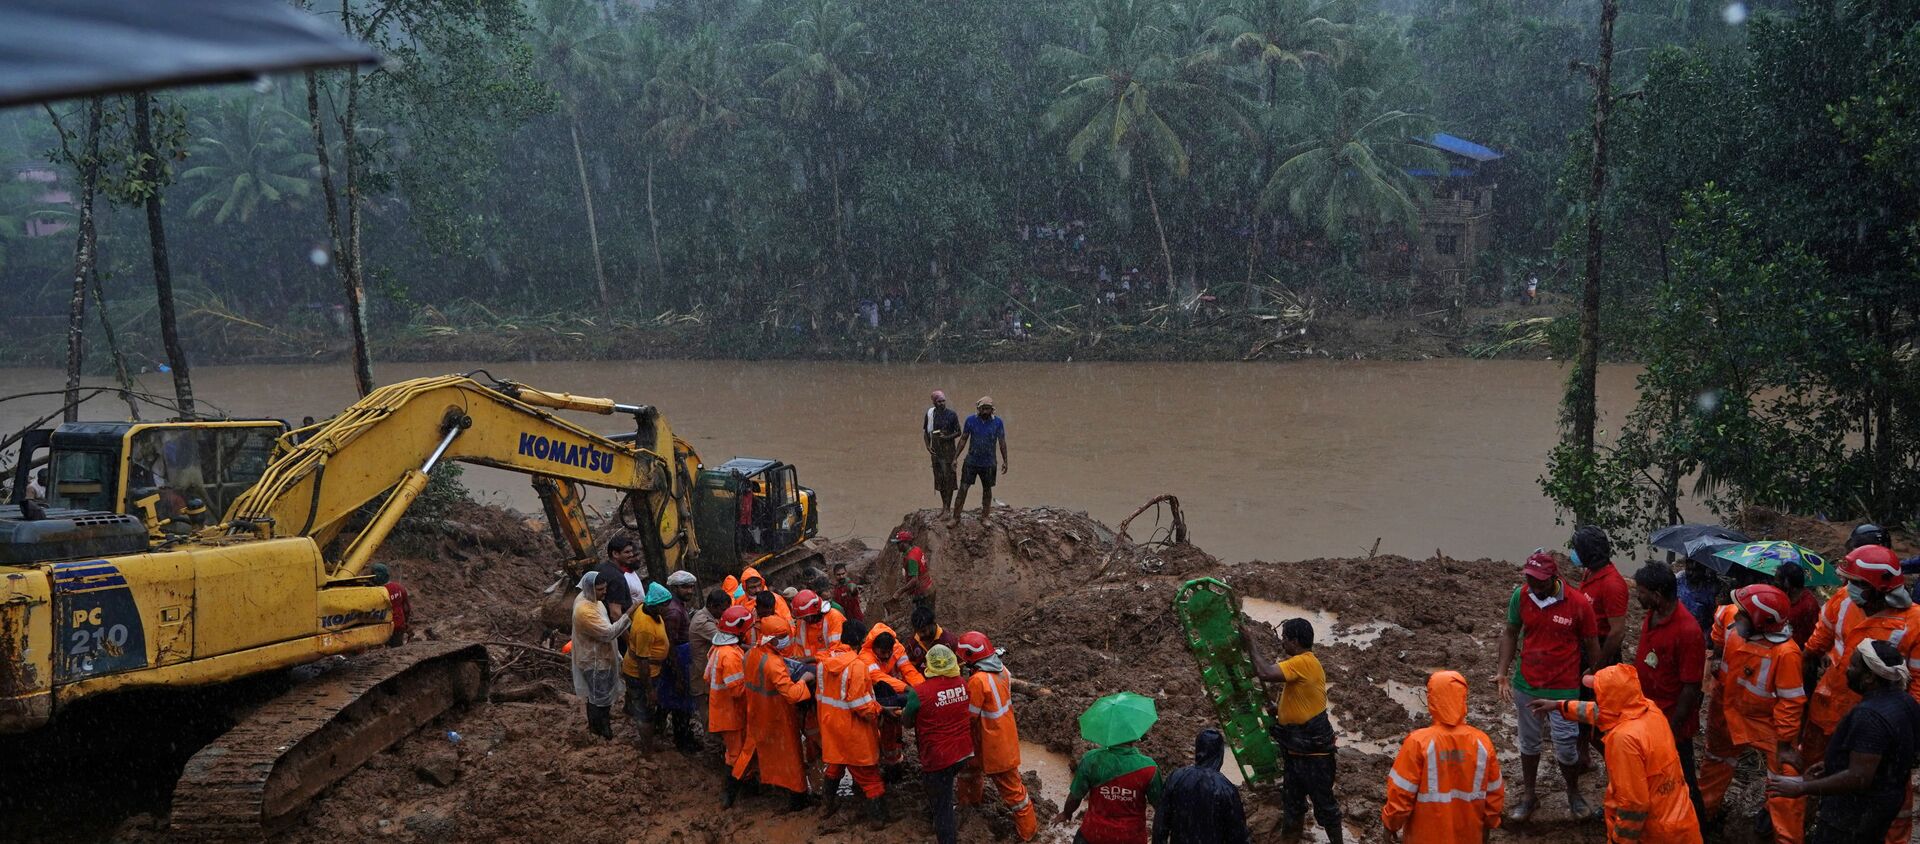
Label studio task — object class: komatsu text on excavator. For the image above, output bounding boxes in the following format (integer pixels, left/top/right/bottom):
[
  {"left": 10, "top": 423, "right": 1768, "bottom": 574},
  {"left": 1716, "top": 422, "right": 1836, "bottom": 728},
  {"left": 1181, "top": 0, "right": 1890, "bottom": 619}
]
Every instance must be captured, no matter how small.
[{"left": 0, "top": 374, "right": 819, "bottom": 836}]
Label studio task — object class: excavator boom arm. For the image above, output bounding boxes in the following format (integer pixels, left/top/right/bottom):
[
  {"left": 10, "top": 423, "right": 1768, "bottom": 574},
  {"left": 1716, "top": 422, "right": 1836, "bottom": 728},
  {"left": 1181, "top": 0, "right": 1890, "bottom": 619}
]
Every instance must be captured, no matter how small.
[{"left": 219, "top": 375, "right": 699, "bottom": 578}]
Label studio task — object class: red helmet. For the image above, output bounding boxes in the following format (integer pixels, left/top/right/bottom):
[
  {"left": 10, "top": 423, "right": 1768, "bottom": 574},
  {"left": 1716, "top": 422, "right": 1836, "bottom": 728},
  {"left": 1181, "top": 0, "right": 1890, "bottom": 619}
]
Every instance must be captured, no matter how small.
[
  {"left": 793, "top": 589, "right": 823, "bottom": 616},
  {"left": 956, "top": 631, "right": 993, "bottom": 663},
  {"left": 1841, "top": 545, "right": 1904, "bottom": 591},
  {"left": 718, "top": 606, "right": 754, "bottom": 636},
  {"left": 894, "top": 530, "right": 914, "bottom": 544},
  {"left": 1733, "top": 584, "right": 1792, "bottom": 634}
]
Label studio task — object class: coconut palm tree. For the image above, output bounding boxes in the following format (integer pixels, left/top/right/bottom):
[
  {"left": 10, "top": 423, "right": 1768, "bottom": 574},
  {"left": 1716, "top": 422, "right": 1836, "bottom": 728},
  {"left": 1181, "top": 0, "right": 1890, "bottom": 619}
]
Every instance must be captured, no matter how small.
[
  {"left": 1262, "top": 83, "right": 1445, "bottom": 242},
  {"left": 528, "top": 0, "right": 627, "bottom": 307},
  {"left": 1043, "top": 0, "right": 1246, "bottom": 286},
  {"left": 180, "top": 98, "right": 317, "bottom": 224},
  {"left": 1208, "top": 0, "right": 1354, "bottom": 103}
]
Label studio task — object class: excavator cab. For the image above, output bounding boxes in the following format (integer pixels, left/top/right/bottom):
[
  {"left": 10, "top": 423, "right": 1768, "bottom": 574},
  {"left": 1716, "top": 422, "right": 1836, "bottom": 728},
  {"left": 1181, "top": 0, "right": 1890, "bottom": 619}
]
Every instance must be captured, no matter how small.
[
  {"left": 13, "top": 421, "right": 285, "bottom": 534},
  {"left": 688, "top": 457, "right": 820, "bottom": 581}
]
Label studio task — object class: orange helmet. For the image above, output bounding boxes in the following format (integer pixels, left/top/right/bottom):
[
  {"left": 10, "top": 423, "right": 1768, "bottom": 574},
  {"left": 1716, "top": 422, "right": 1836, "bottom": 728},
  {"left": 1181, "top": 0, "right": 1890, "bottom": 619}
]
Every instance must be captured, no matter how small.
[
  {"left": 793, "top": 589, "right": 823, "bottom": 616},
  {"left": 1841, "top": 545, "right": 1904, "bottom": 591},
  {"left": 1733, "top": 584, "right": 1792, "bottom": 634},
  {"left": 956, "top": 631, "right": 993, "bottom": 663},
  {"left": 719, "top": 605, "right": 754, "bottom": 636}
]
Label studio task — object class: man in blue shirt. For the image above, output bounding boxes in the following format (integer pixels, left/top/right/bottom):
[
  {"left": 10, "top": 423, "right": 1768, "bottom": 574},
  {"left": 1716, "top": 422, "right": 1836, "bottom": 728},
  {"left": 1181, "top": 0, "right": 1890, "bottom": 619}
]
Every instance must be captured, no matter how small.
[{"left": 950, "top": 396, "right": 1009, "bottom": 523}]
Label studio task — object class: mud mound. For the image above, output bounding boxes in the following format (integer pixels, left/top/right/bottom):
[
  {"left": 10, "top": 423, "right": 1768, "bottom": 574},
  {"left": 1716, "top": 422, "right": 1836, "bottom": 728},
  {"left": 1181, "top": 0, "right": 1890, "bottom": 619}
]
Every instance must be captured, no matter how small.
[{"left": 866, "top": 507, "right": 1123, "bottom": 631}]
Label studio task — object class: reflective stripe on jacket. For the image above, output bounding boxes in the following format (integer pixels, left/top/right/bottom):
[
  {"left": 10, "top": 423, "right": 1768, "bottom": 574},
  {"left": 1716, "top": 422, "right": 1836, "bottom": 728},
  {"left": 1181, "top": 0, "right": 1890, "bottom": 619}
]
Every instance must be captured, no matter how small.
[
  {"left": 1381, "top": 671, "right": 1504, "bottom": 843},
  {"left": 967, "top": 668, "right": 1021, "bottom": 773}
]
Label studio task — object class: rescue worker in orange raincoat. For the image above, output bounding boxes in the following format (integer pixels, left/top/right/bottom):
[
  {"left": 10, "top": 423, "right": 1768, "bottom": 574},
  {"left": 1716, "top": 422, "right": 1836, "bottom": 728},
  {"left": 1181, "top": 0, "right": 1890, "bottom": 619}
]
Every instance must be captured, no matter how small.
[
  {"left": 1801, "top": 545, "right": 1920, "bottom": 844},
  {"left": 817, "top": 618, "right": 892, "bottom": 827},
  {"left": 863, "top": 622, "right": 923, "bottom": 778},
  {"left": 791, "top": 589, "right": 846, "bottom": 662},
  {"left": 1382, "top": 670, "right": 1504, "bottom": 843},
  {"left": 732, "top": 566, "right": 792, "bottom": 621},
  {"left": 706, "top": 606, "right": 754, "bottom": 806},
  {"left": 733, "top": 615, "right": 815, "bottom": 812},
  {"left": 956, "top": 631, "right": 1039, "bottom": 841},
  {"left": 1533, "top": 665, "right": 1702, "bottom": 844},
  {"left": 1701, "top": 584, "right": 1807, "bottom": 842}
]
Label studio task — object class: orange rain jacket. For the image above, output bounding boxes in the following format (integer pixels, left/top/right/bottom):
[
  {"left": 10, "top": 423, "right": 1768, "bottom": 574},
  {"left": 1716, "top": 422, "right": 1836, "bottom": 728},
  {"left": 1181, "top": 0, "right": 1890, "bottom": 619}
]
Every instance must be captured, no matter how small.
[
  {"left": 730, "top": 567, "right": 793, "bottom": 618},
  {"left": 733, "top": 633, "right": 813, "bottom": 792},
  {"left": 1711, "top": 617, "right": 1806, "bottom": 749},
  {"left": 1803, "top": 593, "right": 1920, "bottom": 733},
  {"left": 704, "top": 640, "right": 748, "bottom": 732},
  {"left": 817, "top": 642, "right": 882, "bottom": 767},
  {"left": 966, "top": 664, "right": 1021, "bottom": 774},
  {"left": 791, "top": 607, "right": 847, "bottom": 661},
  {"left": 1381, "top": 671, "right": 1503, "bottom": 843},
  {"left": 1557, "top": 665, "right": 1702, "bottom": 844},
  {"left": 861, "top": 622, "right": 925, "bottom": 693}
]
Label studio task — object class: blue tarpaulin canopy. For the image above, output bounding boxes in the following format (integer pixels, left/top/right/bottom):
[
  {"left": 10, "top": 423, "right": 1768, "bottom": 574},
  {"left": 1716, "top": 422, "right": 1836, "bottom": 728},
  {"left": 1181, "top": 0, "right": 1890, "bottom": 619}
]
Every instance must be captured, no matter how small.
[
  {"left": 1423, "top": 133, "right": 1504, "bottom": 162},
  {"left": 0, "top": 0, "right": 378, "bottom": 109}
]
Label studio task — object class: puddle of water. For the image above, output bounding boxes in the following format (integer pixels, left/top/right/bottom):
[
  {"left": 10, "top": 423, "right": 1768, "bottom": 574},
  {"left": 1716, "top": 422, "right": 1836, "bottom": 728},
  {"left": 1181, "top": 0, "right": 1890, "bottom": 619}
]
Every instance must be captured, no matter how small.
[
  {"left": 1241, "top": 599, "right": 1398, "bottom": 649},
  {"left": 1019, "top": 739, "right": 1074, "bottom": 808},
  {"left": 1383, "top": 679, "right": 1426, "bottom": 719}
]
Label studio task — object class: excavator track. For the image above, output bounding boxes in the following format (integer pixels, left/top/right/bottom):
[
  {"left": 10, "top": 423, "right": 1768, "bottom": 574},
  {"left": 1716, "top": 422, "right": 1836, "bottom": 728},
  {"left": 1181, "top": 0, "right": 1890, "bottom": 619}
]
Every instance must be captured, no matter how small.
[{"left": 168, "top": 641, "right": 489, "bottom": 840}]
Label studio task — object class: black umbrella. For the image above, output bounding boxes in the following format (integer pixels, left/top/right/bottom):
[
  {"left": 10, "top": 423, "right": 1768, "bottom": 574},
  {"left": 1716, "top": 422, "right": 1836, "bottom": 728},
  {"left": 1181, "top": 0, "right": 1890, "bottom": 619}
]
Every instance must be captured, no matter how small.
[
  {"left": 0, "top": 0, "right": 378, "bottom": 109},
  {"left": 1648, "top": 523, "right": 1752, "bottom": 573}
]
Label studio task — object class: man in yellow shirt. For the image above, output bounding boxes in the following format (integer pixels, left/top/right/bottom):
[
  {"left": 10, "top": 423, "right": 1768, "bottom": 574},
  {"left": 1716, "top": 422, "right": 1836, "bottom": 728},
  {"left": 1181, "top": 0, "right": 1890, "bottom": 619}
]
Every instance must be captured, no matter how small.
[
  {"left": 623, "top": 582, "right": 673, "bottom": 752},
  {"left": 1248, "top": 618, "right": 1342, "bottom": 844}
]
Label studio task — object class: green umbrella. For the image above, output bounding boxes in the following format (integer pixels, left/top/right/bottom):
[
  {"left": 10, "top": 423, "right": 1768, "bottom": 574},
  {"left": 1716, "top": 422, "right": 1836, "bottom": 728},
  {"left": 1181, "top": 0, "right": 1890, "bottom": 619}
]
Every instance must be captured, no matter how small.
[
  {"left": 1712, "top": 540, "right": 1838, "bottom": 587},
  {"left": 1080, "top": 692, "right": 1159, "bottom": 747}
]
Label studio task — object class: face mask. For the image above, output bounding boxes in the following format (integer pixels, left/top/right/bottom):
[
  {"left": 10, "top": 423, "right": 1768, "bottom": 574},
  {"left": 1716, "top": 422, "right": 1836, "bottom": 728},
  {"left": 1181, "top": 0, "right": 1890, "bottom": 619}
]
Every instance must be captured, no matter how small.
[
  {"left": 1733, "top": 618, "right": 1754, "bottom": 641},
  {"left": 1848, "top": 583, "right": 1872, "bottom": 608},
  {"left": 1570, "top": 548, "right": 1582, "bottom": 568},
  {"left": 1888, "top": 586, "right": 1914, "bottom": 610},
  {"left": 771, "top": 636, "right": 791, "bottom": 650}
]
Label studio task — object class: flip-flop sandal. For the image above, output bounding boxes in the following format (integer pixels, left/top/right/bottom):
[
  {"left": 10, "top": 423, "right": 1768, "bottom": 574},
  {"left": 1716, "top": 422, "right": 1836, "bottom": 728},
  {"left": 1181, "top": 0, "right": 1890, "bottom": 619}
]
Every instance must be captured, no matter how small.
[
  {"left": 1505, "top": 794, "right": 1537, "bottom": 823},
  {"left": 1567, "top": 794, "right": 1597, "bottom": 820}
]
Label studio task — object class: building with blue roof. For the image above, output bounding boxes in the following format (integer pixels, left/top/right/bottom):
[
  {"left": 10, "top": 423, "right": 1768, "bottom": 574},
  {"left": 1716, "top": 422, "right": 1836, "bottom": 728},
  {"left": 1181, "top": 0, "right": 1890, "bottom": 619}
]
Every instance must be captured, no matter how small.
[{"left": 1368, "top": 133, "right": 1503, "bottom": 295}]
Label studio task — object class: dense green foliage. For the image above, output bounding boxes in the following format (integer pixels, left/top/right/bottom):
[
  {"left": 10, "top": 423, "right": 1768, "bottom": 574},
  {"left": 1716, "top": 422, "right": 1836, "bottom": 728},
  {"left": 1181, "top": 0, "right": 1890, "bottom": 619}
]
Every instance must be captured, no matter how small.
[
  {"left": 1543, "top": 0, "right": 1920, "bottom": 529},
  {"left": 2, "top": 0, "right": 1668, "bottom": 350}
]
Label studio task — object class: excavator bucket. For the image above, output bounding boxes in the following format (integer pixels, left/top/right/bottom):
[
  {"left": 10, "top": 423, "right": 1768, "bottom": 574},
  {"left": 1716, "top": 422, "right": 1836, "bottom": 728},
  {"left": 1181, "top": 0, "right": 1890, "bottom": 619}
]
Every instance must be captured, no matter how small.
[{"left": 1173, "top": 578, "right": 1283, "bottom": 784}]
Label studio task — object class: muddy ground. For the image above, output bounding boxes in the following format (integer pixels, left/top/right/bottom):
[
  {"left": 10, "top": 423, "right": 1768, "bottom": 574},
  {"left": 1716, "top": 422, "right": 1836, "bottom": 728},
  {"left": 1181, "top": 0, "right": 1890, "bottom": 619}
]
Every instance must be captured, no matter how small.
[{"left": 84, "top": 501, "right": 1882, "bottom": 844}]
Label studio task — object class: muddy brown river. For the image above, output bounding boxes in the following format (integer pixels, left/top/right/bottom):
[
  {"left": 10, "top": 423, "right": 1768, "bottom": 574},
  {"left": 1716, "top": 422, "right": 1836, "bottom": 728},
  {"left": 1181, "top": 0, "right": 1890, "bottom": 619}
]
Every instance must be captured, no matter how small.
[{"left": 0, "top": 359, "right": 1651, "bottom": 562}]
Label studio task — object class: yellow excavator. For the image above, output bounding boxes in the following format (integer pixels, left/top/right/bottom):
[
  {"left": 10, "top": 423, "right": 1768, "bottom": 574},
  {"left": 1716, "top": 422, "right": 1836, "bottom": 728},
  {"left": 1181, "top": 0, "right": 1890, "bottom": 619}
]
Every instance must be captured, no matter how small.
[{"left": 0, "top": 373, "right": 820, "bottom": 835}]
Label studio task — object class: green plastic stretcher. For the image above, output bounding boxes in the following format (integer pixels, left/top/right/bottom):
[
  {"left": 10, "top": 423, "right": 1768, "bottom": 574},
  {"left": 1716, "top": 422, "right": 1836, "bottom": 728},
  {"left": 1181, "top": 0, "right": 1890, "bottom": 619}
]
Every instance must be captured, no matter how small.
[{"left": 1173, "top": 577, "right": 1284, "bottom": 784}]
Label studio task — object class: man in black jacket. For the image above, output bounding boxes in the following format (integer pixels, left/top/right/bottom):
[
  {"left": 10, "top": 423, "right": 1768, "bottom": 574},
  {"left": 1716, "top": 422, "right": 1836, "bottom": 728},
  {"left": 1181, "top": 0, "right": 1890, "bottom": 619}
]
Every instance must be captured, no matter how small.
[{"left": 1152, "top": 729, "right": 1250, "bottom": 844}]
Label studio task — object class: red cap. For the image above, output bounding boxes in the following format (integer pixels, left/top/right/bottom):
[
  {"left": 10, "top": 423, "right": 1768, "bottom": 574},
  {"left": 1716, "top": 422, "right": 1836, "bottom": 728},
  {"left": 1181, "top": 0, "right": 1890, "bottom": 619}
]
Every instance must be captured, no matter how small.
[
  {"left": 793, "top": 589, "right": 822, "bottom": 616},
  {"left": 894, "top": 530, "right": 914, "bottom": 544},
  {"left": 1733, "top": 584, "right": 1791, "bottom": 634},
  {"left": 1524, "top": 551, "right": 1558, "bottom": 580},
  {"left": 956, "top": 631, "right": 993, "bottom": 663},
  {"left": 1841, "top": 545, "right": 1904, "bottom": 591}
]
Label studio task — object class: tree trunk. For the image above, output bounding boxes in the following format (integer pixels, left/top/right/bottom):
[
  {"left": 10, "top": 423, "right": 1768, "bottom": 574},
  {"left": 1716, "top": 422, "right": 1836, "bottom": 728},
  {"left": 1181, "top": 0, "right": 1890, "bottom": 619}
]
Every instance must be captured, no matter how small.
[
  {"left": 1142, "top": 173, "right": 1175, "bottom": 295},
  {"left": 305, "top": 69, "right": 370, "bottom": 397},
  {"left": 135, "top": 92, "right": 194, "bottom": 419},
  {"left": 1870, "top": 304, "right": 1895, "bottom": 518},
  {"left": 646, "top": 155, "right": 664, "bottom": 305},
  {"left": 569, "top": 114, "right": 613, "bottom": 309},
  {"left": 1567, "top": 0, "right": 1617, "bottom": 520},
  {"left": 61, "top": 100, "right": 104, "bottom": 423},
  {"left": 91, "top": 267, "right": 140, "bottom": 420},
  {"left": 342, "top": 64, "right": 374, "bottom": 396}
]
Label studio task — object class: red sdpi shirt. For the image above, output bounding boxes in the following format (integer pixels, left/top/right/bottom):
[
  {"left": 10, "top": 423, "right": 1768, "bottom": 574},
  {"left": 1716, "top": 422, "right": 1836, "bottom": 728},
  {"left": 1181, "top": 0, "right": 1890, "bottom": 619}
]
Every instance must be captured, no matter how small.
[
  {"left": 1508, "top": 583, "right": 1599, "bottom": 695},
  {"left": 1636, "top": 604, "right": 1707, "bottom": 738},
  {"left": 1578, "top": 563, "right": 1630, "bottom": 644}
]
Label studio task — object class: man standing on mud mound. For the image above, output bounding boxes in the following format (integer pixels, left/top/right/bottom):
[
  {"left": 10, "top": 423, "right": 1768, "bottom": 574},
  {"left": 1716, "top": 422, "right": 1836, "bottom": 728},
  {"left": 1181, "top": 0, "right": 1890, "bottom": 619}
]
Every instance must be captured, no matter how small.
[
  {"left": 1571, "top": 527, "right": 1630, "bottom": 779},
  {"left": 925, "top": 390, "right": 961, "bottom": 511},
  {"left": 951, "top": 396, "right": 1009, "bottom": 523},
  {"left": 1497, "top": 551, "right": 1603, "bottom": 823}
]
